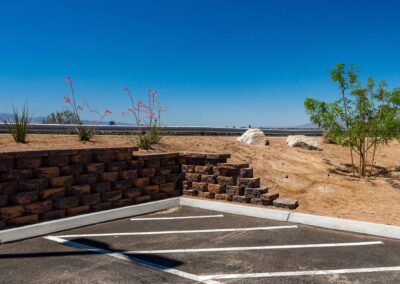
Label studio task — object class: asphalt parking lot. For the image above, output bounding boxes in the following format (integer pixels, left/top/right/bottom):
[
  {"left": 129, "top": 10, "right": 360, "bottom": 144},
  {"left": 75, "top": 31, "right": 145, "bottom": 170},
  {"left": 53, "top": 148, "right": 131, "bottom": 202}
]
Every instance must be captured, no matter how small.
[{"left": 0, "top": 206, "right": 400, "bottom": 283}]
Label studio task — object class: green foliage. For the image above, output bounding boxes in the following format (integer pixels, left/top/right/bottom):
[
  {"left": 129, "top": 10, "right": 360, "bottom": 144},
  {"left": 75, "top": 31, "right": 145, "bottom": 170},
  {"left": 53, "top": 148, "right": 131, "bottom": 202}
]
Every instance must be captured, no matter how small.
[
  {"left": 76, "top": 125, "right": 95, "bottom": 141},
  {"left": 135, "top": 126, "right": 163, "bottom": 150},
  {"left": 4, "top": 105, "right": 31, "bottom": 143},
  {"left": 43, "top": 110, "right": 77, "bottom": 124},
  {"left": 304, "top": 63, "right": 400, "bottom": 177}
]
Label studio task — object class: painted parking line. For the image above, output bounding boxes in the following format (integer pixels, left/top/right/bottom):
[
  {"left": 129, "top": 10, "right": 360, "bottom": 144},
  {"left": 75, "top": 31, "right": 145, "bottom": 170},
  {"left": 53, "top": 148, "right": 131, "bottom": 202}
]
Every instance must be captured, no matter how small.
[
  {"left": 44, "top": 236, "right": 222, "bottom": 284},
  {"left": 131, "top": 214, "right": 224, "bottom": 221},
  {"left": 198, "top": 266, "right": 400, "bottom": 280},
  {"left": 124, "top": 241, "right": 383, "bottom": 254},
  {"left": 55, "top": 225, "right": 298, "bottom": 238}
]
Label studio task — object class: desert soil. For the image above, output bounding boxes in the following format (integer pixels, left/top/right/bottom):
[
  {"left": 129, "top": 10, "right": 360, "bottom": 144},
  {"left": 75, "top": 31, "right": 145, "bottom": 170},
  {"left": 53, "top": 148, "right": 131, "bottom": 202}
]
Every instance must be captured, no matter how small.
[{"left": 1, "top": 134, "right": 399, "bottom": 226}]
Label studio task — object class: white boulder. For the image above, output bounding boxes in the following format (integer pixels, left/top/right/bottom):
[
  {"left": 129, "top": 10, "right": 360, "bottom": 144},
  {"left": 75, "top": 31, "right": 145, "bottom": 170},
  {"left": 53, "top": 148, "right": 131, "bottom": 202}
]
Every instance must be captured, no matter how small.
[
  {"left": 237, "top": 129, "right": 269, "bottom": 146},
  {"left": 286, "top": 135, "right": 322, "bottom": 150}
]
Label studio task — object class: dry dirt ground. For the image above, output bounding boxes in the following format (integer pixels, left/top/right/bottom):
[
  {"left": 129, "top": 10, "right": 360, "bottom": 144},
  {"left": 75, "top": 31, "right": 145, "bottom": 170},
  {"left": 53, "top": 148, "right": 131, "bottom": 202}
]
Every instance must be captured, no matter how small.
[{"left": 1, "top": 134, "right": 399, "bottom": 226}]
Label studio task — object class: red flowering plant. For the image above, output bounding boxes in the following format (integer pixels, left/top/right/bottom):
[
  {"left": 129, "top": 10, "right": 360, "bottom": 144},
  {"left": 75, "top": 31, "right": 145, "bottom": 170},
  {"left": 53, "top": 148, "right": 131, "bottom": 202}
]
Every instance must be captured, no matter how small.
[
  {"left": 122, "top": 88, "right": 167, "bottom": 149},
  {"left": 65, "top": 76, "right": 112, "bottom": 141}
]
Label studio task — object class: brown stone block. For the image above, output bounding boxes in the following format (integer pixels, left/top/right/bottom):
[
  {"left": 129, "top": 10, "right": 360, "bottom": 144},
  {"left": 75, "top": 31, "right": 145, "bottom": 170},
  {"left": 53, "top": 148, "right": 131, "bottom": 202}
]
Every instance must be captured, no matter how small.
[
  {"left": 70, "top": 154, "right": 92, "bottom": 164},
  {"left": 192, "top": 182, "right": 208, "bottom": 192},
  {"left": 215, "top": 167, "right": 240, "bottom": 177},
  {"left": 85, "top": 163, "right": 105, "bottom": 174},
  {"left": 167, "top": 173, "right": 182, "bottom": 183},
  {"left": 134, "top": 195, "right": 151, "bottom": 203},
  {"left": 34, "top": 167, "right": 60, "bottom": 179},
  {"left": 60, "top": 164, "right": 84, "bottom": 176},
  {"left": 198, "top": 191, "right": 214, "bottom": 199},
  {"left": 161, "top": 158, "right": 176, "bottom": 166},
  {"left": 251, "top": 198, "right": 262, "bottom": 205},
  {"left": 170, "top": 164, "right": 181, "bottom": 173},
  {"left": 156, "top": 167, "right": 172, "bottom": 175},
  {"left": 237, "top": 177, "right": 260, "bottom": 188},
  {"left": 54, "top": 196, "right": 79, "bottom": 209},
  {"left": 138, "top": 168, "right": 156, "bottom": 177},
  {"left": 123, "top": 187, "right": 142, "bottom": 198},
  {"left": 273, "top": 198, "right": 298, "bottom": 209},
  {"left": 94, "top": 152, "right": 115, "bottom": 163},
  {"left": 67, "top": 184, "right": 91, "bottom": 196},
  {"left": 91, "top": 202, "right": 112, "bottom": 211},
  {"left": 232, "top": 195, "right": 251, "bottom": 203},
  {"left": 217, "top": 162, "right": 249, "bottom": 169},
  {"left": 75, "top": 174, "right": 97, "bottom": 185},
  {"left": 106, "top": 161, "right": 127, "bottom": 172},
  {"left": 150, "top": 175, "right": 166, "bottom": 185},
  {"left": 217, "top": 176, "right": 236, "bottom": 186},
  {"left": 181, "top": 165, "right": 196, "bottom": 173},
  {"left": 135, "top": 177, "right": 150, "bottom": 187},
  {"left": 40, "top": 209, "right": 65, "bottom": 220},
  {"left": 127, "top": 160, "right": 144, "bottom": 169},
  {"left": 0, "top": 194, "right": 8, "bottom": 207},
  {"left": 150, "top": 192, "right": 168, "bottom": 200},
  {"left": 102, "top": 190, "right": 122, "bottom": 202},
  {"left": 194, "top": 165, "right": 213, "bottom": 174},
  {"left": 215, "top": 193, "right": 233, "bottom": 201},
  {"left": 39, "top": 187, "right": 65, "bottom": 200},
  {"left": 119, "top": 170, "right": 138, "bottom": 180},
  {"left": 0, "top": 182, "right": 17, "bottom": 195},
  {"left": 240, "top": 168, "right": 253, "bottom": 178},
  {"left": 99, "top": 171, "right": 119, "bottom": 182},
  {"left": 244, "top": 187, "right": 268, "bottom": 198},
  {"left": 201, "top": 175, "right": 216, "bottom": 184},
  {"left": 0, "top": 205, "right": 25, "bottom": 219},
  {"left": 185, "top": 173, "right": 201, "bottom": 182},
  {"left": 182, "top": 189, "right": 197, "bottom": 196},
  {"left": 182, "top": 181, "right": 191, "bottom": 189},
  {"left": 144, "top": 185, "right": 160, "bottom": 193},
  {"left": 49, "top": 176, "right": 75, "bottom": 187},
  {"left": 0, "top": 158, "right": 14, "bottom": 172},
  {"left": 66, "top": 205, "right": 90, "bottom": 216},
  {"left": 113, "top": 180, "right": 133, "bottom": 190},
  {"left": 115, "top": 151, "right": 132, "bottom": 161},
  {"left": 80, "top": 193, "right": 101, "bottom": 205},
  {"left": 144, "top": 159, "right": 161, "bottom": 168},
  {"left": 0, "top": 218, "right": 6, "bottom": 229},
  {"left": 8, "top": 214, "right": 38, "bottom": 226},
  {"left": 17, "top": 179, "right": 48, "bottom": 192},
  {"left": 16, "top": 156, "right": 42, "bottom": 169},
  {"left": 208, "top": 183, "right": 225, "bottom": 194},
  {"left": 25, "top": 200, "right": 53, "bottom": 214},
  {"left": 45, "top": 153, "right": 70, "bottom": 166},
  {"left": 260, "top": 192, "right": 279, "bottom": 205},
  {"left": 167, "top": 189, "right": 180, "bottom": 197},
  {"left": 226, "top": 186, "right": 244, "bottom": 196},
  {"left": 93, "top": 182, "right": 112, "bottom": 193},
  {"left": 10, "top": 191, "right": 38, "bottom": 205},
  {"left": 159, "top": 183, "right": 175, "bottom": 193},
  {"left": 112, "top": 198, "right": 133, "bottom": 207},
  {"left": 0, "top": 169, "right": 33, "bottom": 182}
]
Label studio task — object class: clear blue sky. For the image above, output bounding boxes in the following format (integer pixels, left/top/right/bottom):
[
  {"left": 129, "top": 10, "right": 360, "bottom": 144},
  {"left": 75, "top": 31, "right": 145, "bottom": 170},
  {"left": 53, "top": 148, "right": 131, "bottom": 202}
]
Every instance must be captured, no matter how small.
[{"left": 1, "top": 0, "right": 400, "bottom": 127}]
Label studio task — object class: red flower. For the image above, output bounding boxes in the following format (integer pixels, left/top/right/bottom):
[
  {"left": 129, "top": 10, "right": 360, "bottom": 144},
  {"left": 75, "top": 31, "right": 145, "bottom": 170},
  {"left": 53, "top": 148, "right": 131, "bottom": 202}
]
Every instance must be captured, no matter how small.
[
  {"left": 104, "top": 109, "right": 112, "bottom": 115},
  {"left": 123, "top": 87, "right": 129, "bottom": 92},
  {"left": 64, "top": 96, "right": 71, "bottom": 104},
  {"left": 77, "top": 106, "right": 83, "bottom": 111},
  {"left": 65, "top": 76, "right": 72, "bottom": 83}
]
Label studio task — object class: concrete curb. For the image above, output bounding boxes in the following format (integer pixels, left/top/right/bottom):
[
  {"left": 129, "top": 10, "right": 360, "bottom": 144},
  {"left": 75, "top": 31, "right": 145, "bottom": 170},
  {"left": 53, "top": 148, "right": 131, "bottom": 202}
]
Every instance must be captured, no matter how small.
[
  {"left": 0, "top": 197, "right": 179, "bottom": 244},
  {"left": 179, "top": 197, "right": 290, "bottom": 221},
  {"left": 180, "top": 197, "right": 400, "bottom": 240}
]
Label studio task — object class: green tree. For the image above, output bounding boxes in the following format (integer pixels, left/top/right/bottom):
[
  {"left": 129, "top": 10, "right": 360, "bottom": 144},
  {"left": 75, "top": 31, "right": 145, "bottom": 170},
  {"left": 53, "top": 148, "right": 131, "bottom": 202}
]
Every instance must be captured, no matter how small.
[{"left": 304, "top": 63, "right": 400, "bottom": 177}]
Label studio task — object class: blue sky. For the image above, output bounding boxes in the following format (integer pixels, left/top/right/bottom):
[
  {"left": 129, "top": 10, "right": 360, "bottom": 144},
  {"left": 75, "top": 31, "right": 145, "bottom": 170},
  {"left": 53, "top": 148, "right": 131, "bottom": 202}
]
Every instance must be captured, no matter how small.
[{"left": 1, "top": 0, "right": 400, "bottom": 127}]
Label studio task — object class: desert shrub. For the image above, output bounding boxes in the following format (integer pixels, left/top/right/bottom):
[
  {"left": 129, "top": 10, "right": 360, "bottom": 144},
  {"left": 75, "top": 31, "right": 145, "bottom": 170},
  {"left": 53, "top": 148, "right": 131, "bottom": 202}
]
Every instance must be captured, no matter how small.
[
  {"left": 4, "top": 105, "right": 31, "bottom": 143},
  {"left": 305, "top": 63, "right": 400, "bottom": 177},
  {"left": 123, "top": 88, "right": 167, "bottom": 149},
  {"left": 43, "top": 109, "right": 77, "bottom": 124}
]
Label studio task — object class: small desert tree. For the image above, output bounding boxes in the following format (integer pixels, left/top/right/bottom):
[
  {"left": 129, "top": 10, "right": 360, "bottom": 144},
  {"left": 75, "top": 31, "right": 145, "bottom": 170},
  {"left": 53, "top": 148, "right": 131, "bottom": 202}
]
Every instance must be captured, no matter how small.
[
  {"left": 304, "top": 63, "right": 400, "bottom": 177},
  {"left": 43, "top": 109, "right": 77, "bottom": 124}
]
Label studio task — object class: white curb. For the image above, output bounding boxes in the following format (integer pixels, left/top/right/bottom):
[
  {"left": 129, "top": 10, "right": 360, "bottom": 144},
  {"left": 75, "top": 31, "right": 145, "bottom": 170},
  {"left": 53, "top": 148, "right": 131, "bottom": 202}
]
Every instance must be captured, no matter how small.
[{"left": 0, "top": 197, "right": 179, "bottom": 244}]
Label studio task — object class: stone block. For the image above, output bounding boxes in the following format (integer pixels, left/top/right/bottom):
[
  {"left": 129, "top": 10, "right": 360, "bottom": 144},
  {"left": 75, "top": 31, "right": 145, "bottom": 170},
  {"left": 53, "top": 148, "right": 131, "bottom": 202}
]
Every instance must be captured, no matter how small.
[
  {"left": 0, "top": 158, "right": 13, "bottom": 172},
  {"left": 106, "top": 161, "right": 127, "bottom": 171},
  {"left": 135, "top": 177, "right": 150, "bottom": 187},
  {"left": 8, "top": 214, "right": 38, "bottom": 226},
  {"left": 167, "top": 173, "right": 182, "bottom": 182},
  {"left": 0, "top": 169, "right": 33, "bottom": 182},
  {"left": 273, "top": 198, "right": 298, "bottom": 209},
  {"left": 198, "top": 191, "right": 214, "bottom": 199},
  {"left": 191, "top": 182, "right": 208, "bottom": 192},
  {"left": 34, "top": 167, "right": 60, "bottom": 179},
  {"left": 244, "top": 187, "right": 268, "bottom": 198},
  {"left": 251, "top": 198, "right": 262, "bottom": 205},
  {"left": 99, "top": 171, "right": 119, "bottom": 182},
  {"left": 0, "top": 182, "right": 17, "bottom": 195},
  {"left": 182, "top": 181, "right": 191, "bottom": 189},
  {"left": 0, "top": 218, "right": 6, "bottom": 229},
  {"left": 127, "top": 160, "right": 144, "bottom": 169},
  {"left": 226, "top": 186, "right": 244, "bottom": 196},
  {"left": 102, "top": 190, "right": 122, "bottom": 202},
  {"left": 237, "top": 177, "right": 260, "bottom": 188},
  {"left": 185, "top": 173, "right": 201, "bottom": 182},
  {"left": 208, "top": 183, "right": 225, "bottom": 194},
  {"left": 123, "top": 187, "right": 142, "bottom": 198},
  {"left": 144, "top": 185, "right": 160, "bottom": 193},
  {"left": 85, "top": 163, "right": 105, "bottom": 174},
  {"left": 217, "top": 176, "right": 236, "bottom": 186},
  {"left": 66, "top": 205, "right": 90, "bottom": 216},
  {"left": 16, "top": 156, "right": 42, "bottom": 169},
  {"left": 0, "top": 194, "right": 8, "bottom": 207},
  {"left": 60, "top": 164, "right": 84, "bottom": 176},
  {"left": 134, "top": 195, "right": 151, "bottom": 203},
  {"left": 112, "top": 198, "right": 133, "bottom": 207},
  {"left": 260, "top": 192, "right": 279, "bottom": 205},
  {"left": 17, "top": 179, "right": 48, "bottom": 192},
  {"left": 150, "top": 175, "right": 166, "bottom": 185},
  {"left": 54, "top": 196, "right": 79, "bottom": 209},
  {"left": 240, "top": 168, "right": 253, "bottom": 178},
  {"left": 93, "top": 182, "right": 112, "bottom": 193},
  {"left": 161, "top": 158, "right": 176, "bottom": 167},
  {"left": 25, "top": 200, "right": 53, "bottom": 214},
  {"left": 160, "top": 183, "right": 175, "bottom": 193},
  {"left": 91, "top": 202, "right": 112, "bottom": 212},
  {"left": 94, "top": 152, "right": 115, "bottom": 163},
  {"left": 115, "top": 151, "right": 132, "bottom": 161},
  {"left": 80, "top": 193, "right": 101, "bottom": 206},
  {"left": 201, "top": 175, "right": 216, "bottom": 184},
  {"left": 215, "top": 194, "right": 232, "bottom": 201},
  {"left": 0, "top": 205, "right": 25, "bottom": 219},
  {"left": 232, "top": 195, "right": 251, "bottom": 203},
  {"left": 144, "top": 159, "right": 161, "bottom": 168},
  {"left": 113, "top": 180, "right": 133, "bottom": 190},
  {"left": 40, "top": 209, "right": 66, "bottom": 220},
  {"left": 10, "top": 191, "right": 38, "bottom": 205},
  {"left": 138, "top": 168, "right": 156, "bottom": 177},
  {"left": 75, "top": 174, "right": 97, "bottom": 185},
  {"left": 217, "top": 162, "right": 249, "bottom": 169},
  {"left": 67, "top": 184, "right": 91, "bottom": 196},
  {"left": 39, "top": 187, "right": 65, "bottom": 200},
  {"left": 181, "top": 165, "right": 196, "bottom": 173},
  {"left": 70, "top": 154, "right": 92, "bottom": 164},
  {"left": 182, "top": 189, "right": 197, "bottom": 196},
  {"left": 45, "top": 153, "right": 70, "bottom": 166},
  {"left": 194, "top": 165, "right": 213, "bottom": 174},
  {"left": 215, "top": 167, "right": 240, "bottom": 177},
  {"left": 156, "top": 167, "right": 172, "bottom": 175},
  {"left": 49, "top": 176, "right": 75, "bottom": 187},
  {"left": 119, "top": 170, "right": 138, "bottom": 180}
]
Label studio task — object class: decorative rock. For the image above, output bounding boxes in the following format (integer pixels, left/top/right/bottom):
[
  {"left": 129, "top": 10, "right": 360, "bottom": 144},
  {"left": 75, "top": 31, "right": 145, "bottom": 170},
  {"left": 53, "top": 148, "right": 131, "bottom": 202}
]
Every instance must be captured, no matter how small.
[
  {"left": 208, "top": 183, "right": 225, "bottom": 194},
  {"left": 273, "top": 197, "right": 298, "bottom": 209},
  {"left": 232, "top": 195, "right": 251, "bottom": 203},
  {"left": 39, "top": 187, "right": 65, "bottom": 200},
  {"left": 237, "top": 129, "right": 269, "bottom": 146},
  {"left": 215, "top": 193, "right": 232, "bottom": 201},
  {"left": 226, "top": 186, "right": 244, "bottom": 196},
  {"left": 25, "top": 200, "right": 53, "bottom": 214},
  {"left": 217, "top": 176, "right": 236, "bottom": 186},
  {"left": 192, "top": 182, "right": 208, "bottom": 192},
  {"left": 260, "top": 191, "right": 279, "bottom": 205},
  {"left": 41, "top": 209, "right": 65, "bottom": 220},
  {"left": 60, "top": 164, "right": 84, "bottom": 176},
  {"left": 185, "top": 173, "right": 201, "bottom": 182},
  {"left": 198, "top": 191, "right": 214, "bottom": 199},
  {"left": 244, "top": 187, "right": 268, "bottom": 198},
  {"left": 237, "top": 177, "right": 260, "bottom": 188},
  {"left": 182, "top": 189, "right": 197, "bottom": 196},
  {"left": 286, "top": 135, "right": 322, "bottom": 151},
  {"left": 34, "top": 167, "right": 60, "bottom": 179},
  {"left": 250, "top": 198, "right": 262, "bottom": 205}
]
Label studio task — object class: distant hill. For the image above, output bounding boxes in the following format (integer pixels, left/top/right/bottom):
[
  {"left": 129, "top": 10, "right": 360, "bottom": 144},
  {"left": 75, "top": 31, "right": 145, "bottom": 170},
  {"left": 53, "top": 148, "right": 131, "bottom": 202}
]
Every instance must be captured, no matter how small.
[{"left": 290, "top": 123, "right": 319, "bottom": 128}]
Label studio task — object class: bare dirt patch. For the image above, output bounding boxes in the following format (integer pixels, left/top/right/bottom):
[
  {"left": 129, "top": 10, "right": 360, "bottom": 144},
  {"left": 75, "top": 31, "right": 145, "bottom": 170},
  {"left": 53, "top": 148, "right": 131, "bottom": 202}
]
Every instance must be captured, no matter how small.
[{"left": 1, "top": 134, "right": 399, "bottom": 226}]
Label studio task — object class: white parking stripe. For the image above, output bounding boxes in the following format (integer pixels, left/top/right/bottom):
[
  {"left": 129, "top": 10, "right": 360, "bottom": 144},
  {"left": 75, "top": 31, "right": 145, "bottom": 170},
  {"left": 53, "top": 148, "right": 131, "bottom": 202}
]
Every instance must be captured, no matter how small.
[
  {"left": 56, "top": 225, "right": 298, "bottom": 238},
  {"left": 131, "top": 214, "right": 224, "bottom": 221},
  {"left": 198, "top": 266, "right": 400, "bottom": 280},
  {"left": 124, "top": 241, "right": 383, "bottom": 254},
  {"left": 44, "top": 236, "right": 221, "bottom": 284}
]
